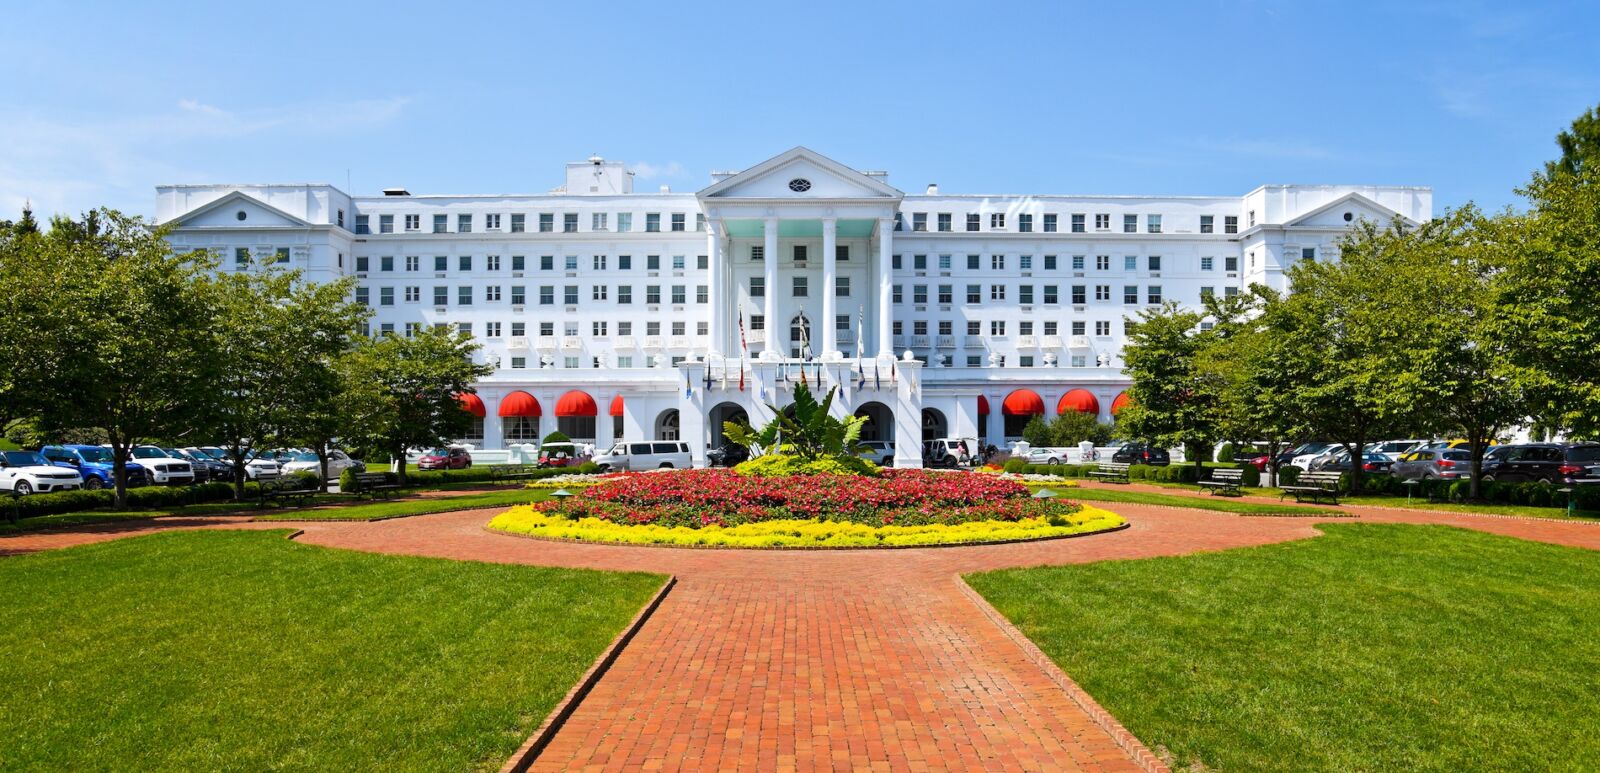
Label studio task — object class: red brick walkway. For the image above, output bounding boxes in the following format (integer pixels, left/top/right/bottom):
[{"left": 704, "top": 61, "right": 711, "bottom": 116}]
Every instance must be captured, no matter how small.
[{"left": 3, "top": 494, "right": 1596, "bottom": 771}]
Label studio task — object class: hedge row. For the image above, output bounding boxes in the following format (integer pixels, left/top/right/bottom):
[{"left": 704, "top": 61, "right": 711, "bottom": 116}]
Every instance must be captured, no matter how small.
[
  {"left": 1008, "top": 461, "right": 1264, "bottom": 487},
  {"left": 0, "top": 481, "right": 258, "bottom": 521}
]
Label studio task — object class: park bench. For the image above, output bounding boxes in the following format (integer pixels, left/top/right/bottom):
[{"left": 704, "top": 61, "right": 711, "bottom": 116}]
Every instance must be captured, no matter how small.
[
  {"left": 255, "top": 472, "right": 321, "bottom": 508},
  {"left": 1088, "top": 462, "right": 1131, "bottom": 483},
  {"left": 344, "top": 471, "right": 402, "bottom": 499},
  {"left": 1198, "top": 467, "right": 1245, "bottom": 496},
  {"left": 490, "top": 464, "right": 543, "bottom": 482},
  {"left": 1280, "top": 470, "right": 1343, "bottom": 505}
]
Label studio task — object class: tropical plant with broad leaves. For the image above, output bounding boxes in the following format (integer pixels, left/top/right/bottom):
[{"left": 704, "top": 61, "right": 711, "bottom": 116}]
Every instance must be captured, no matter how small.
[{"left": 722, "top": 383, "right": 870, "bottom": 461}]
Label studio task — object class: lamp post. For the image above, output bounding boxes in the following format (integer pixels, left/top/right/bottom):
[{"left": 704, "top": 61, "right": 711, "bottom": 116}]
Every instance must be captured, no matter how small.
[
  {"left": 1032, "top": 488, "right": 1058, "bottom": 500},
  {"left": 549, "top": 488, "right": 575, "bottom": 518}
]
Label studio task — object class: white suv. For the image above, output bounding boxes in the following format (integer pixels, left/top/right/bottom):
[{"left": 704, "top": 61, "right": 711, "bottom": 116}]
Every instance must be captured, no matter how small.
[
  {"left": 857, "top": 441, "right": 894, "bottom": 466},
  {"left": 593, "top": 442, "right": 692, "bottom": 472},
  {"left": 0, "top": 450, "right": 84, "bottom": 495},
  {"left": 129, "top": 445, "right": 195, "bottom": 486}
]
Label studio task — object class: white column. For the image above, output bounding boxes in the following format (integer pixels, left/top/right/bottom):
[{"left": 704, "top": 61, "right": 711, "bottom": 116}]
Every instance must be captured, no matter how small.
[
  {"left": 705, "top": 221, "right": 723, "bottom": 355},
  {"left": 821, "top": 218, "right": 838, "bottom": 360},
  {"left": 876, "top": 217, "right": 894, "bottom": 358},
  {"left": 763, "top": 217, "right": 779, "bottom": 358}
]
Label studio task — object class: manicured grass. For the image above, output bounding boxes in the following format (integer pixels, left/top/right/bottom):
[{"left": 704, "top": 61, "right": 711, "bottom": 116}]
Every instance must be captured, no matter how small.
[
  {"left": 254, "top": 487, "right": 550, "bottom": 521},
  {"left": 0, "top": 510, "right": 165, "bottom": 533},
  {"left": 0, "top": 529, "right": 664, "bottom": 771},
  {"left": 1339, "top": 494, "right": 1600, "bottom": 520},
  {"left": 1033, "top": 485, "right": 1329, "bottom": 516},
  {"left": 968, "top": 524, "right": 1600, "bottom": 772}
]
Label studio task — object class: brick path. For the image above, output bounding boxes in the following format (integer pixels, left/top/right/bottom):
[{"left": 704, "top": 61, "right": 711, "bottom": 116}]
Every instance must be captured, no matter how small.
[{"left": 3, "top": 492, "right": 1596, "bottom": 771}]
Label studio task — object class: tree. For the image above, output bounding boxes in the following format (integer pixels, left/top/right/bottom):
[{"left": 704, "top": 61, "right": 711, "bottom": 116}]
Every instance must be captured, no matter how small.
[
  {"left": 722, "top": 383, "right": 869, "bottom": 460},
  {"left": 1020, "top": 416, "right": 1053, "bottom": 448},
  {"left": 203, "top": 260, "right": 367, "bottom": 498},
  {"left": 0, "top": 206, "right": 44, "bottom": 436},
  {"left": 14, "top": 210, "right": 219, "bottom": 508},
  {"left": 1118, "top": 302, "right": 1225, "bottom": 475},
  {"left": 1546, "top": 103, "right": 1600, "bottom": 179},
  {"left": 338, "top": 328, "right": 492, "bottom": 486}
]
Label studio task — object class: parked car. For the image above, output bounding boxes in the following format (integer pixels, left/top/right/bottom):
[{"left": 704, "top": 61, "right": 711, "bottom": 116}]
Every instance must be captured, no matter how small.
[
  {"left": 0, "top": 450, "right": 84, "bottom": 495},
  {"left": 1019, "top": 447, "right": 1072, "bottom": 465},
  {"left": 1365, "top": 439, "right": 1429, "bottom": 462},
  {"left": 1111, "top": 443, "right": 1170, "bottom": 466},
  {"left": 195, "top": 447, "right": 281, "bottom": 480},
  {"left": 1391, "top": 448, "right": 1472, "bottom": 480},
  {"left": 923, "top": 437, "right": 977, "bottom": 469},
  {"left": 129, "top": 446, "right": 194, "bottom": 486},
  {"left": 1481, "top": 443, "right": 1600, "bottom": 484},
  {"left": 1287, "top": 442, "right": 1339, "bottom": 470},
  {"left": 537, "top": 442, "right": 590, "bottom": 468},
  {"left": 706, "top": 441, "right": 750, "bottom": 468},
  {"left": 1310, "top": 448, "right": 1394, "bottom": 474},
  {"left": 41, "top": 444, "right": 148, "bottom": 489},
  {"left": 857, "top": 441, "right": 895, "bottom": 466},
  {"left": 283, "top": 450, "right": 364, "bottom": 479},
  {"left": 1418, "top": 438, "right": 1500, "bottom": 451},
  {"left": 591, "top": 442, "right": 689, "bottom": 471},
  {"left": 170, "top": 447, "right": 233, "bottom": 483},
  {"left": 417, "top": 447, "right": 472, "bottom": 471}
]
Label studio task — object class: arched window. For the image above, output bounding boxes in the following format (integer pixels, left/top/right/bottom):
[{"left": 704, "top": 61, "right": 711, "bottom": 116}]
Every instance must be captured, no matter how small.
[{"left": 655, "top": 409, "right": 680, "bottom": 441}]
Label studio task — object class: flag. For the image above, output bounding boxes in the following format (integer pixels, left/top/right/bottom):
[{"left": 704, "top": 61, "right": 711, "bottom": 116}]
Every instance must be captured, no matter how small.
[
  {"left": 739, "top": 363, "right": 745, "bottom": 391},
  {"left": 704, "top": 363, "right": 712, "bottom": 391},
  {"left": 874, "top": 360, "right": 881, "bottom": 390},
  {"left": 800, "top": 357, "right": 808, "bottom": 387},
  {"left": 891, "top": 359, "right": 899, "bottom": 384},
  {"left": 684, "top": 367, "right": 692, "bottom": 398},
  {"left": 738, "top": 304, "right": 749, "bottom": 356}
]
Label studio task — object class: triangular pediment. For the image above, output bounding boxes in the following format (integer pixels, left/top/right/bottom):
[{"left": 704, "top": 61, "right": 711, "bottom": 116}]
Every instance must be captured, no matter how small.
[
  {"left": 698, "top": 147, "right": 902, "bottom": 200},
  {"left": 163, "top": 190, "right": 312, "bottom": 228},
  {"left": 1285, "top": 192, "right": 1412, "bottom": 228}
]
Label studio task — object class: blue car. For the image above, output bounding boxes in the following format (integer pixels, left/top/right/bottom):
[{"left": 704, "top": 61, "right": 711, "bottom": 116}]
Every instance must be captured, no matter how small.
[{"left": 41, "top": 445, "right": 149, "bottom": 490}]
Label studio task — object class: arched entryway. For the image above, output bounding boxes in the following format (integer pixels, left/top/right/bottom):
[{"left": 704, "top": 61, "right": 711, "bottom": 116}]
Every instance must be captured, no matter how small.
[
  {"left": 708, "top": 402, "right": 749, "bottom": 448},
  {"left": 921, "top": 408, "right": 948, "bottom": 442},
  {"left": 854, "top": 402, "right": 894, "bottom": 443},
  {"left": 655, "top": 409, "right": 680, "bottom": 441}
]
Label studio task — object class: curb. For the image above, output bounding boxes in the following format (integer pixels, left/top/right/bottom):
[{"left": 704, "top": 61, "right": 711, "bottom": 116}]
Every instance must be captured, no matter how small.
[
  {"left": 955, "top": 575, "right": 1172, "bottom": 773},
  {"left": 497, "top": 574, "right": 677, "bottom": 772}
]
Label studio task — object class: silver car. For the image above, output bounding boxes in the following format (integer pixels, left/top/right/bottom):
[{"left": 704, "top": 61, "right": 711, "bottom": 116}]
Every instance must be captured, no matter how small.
[{"left": 1391, "top": 448, "right": 1471, "bottom": 480}]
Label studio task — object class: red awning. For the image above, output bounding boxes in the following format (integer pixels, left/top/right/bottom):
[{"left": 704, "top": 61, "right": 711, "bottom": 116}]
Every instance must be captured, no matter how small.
[
  {"left": 457, "top": 392, "right": 486, "bottom": 418},
  {"left": 1002, "top": 389, "right": 1045, "bottom": 416},
  {"left": 1057, "top": 389, "right": 1100, "bottom": 416},
  {"left": 1110, "top": 391, "right": 1132, "bottom": 417},
  {"left": 977, "top": 395, "right": 990, "bottom": 415},
  {"left": 498, "top": 390, "right": 542, "bottom": 418},
  {"left": 555, "top": 390, "right": 598, "bottom": 417},
  {"left": 609, "top": 394, "right": 625, "bottom": 417}
]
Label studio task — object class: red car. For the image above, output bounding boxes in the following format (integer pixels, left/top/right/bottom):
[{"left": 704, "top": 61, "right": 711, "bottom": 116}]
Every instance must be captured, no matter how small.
[{"left": 418, "top": 447, "right": 472, "bottom": 470}]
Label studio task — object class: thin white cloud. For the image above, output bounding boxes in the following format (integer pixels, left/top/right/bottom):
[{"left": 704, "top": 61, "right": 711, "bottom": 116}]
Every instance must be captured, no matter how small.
[{"left": 630, "top": 160, "right": 686, "bottom": 180}]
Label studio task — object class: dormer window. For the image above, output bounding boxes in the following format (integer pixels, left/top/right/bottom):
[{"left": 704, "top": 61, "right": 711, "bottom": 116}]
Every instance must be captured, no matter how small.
[{"left": 788, "top": 178, "right": 812, "bottom": 192}]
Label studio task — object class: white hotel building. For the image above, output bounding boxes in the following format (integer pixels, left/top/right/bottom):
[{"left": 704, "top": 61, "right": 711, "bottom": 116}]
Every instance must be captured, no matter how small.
[{"left": 158, "top": 147, "right": 1431, "bottom": 467}]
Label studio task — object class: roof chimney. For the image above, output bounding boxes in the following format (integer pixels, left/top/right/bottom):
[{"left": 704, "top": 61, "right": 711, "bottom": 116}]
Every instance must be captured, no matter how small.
[
  {"left": 382, "top": 187, "right": 411, "bottom": 197},
  {"left": 926, "top": 183, "right": 939, "bottom": 195}
]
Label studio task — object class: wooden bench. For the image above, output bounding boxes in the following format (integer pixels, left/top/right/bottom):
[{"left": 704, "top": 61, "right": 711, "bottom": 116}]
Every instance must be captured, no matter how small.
[
  {"left": 1088, "top": 462, "right": 1131, "bottom": 483},
  {"left": 1198, "top": 467, "right": 1245, "bottom": 496},
  {"left": 490, "top": 464, "right": 543, "bottom": 482},
  {"left": 256, "top": 473, "right": 321, "bottom": 508},
  {"left": 1280, "top": 470, "right": 1343, "bottom": 505},
  {"left": 344, "top": 471, "right": 402, "bottom": 499}
]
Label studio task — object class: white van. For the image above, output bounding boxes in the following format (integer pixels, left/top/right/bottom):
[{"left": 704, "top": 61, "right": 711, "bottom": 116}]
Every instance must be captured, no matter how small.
[{"left": 592, "top": 441, "right": 692, "bottom": 472}]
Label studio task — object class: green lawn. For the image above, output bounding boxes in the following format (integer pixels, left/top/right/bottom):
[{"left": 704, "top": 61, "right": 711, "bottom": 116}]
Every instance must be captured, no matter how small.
[
  {"left": 255, "top": 488, "right": 549, "bottom": 521},
  {"left": 0, "top": 530, "right": 664, "bottom": 771},
  {"left": 968, "top": 524, "right": 1600, "bottom": 772},
  {"left": 1034, "top": 485, "right": 1329, "bottom": 516}
]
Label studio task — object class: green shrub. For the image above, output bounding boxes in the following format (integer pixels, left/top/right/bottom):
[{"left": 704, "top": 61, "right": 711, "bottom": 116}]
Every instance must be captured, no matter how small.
[
  {"left": 733, "top": 454, "right": 878, "bottom": 477},
  {"left": 338, "top": 468, "right": 358, "bottom": 493},
  {"left": 541, "top": 431, "right": 571, "bottom": 445},
  {"left": 1003, "top": 458, "right": 1027, "bottom": 474},
  {"left": 1239, "top": 464, "right": 1262, "bottom": 488},
  {"left": 1217, "top": 443, "right": 1235, "bottom": 463},
  {"left": 1279, "top": 465, "right": 1302, "bottom": 486},
  {"left": 577, "top": 461, "right": 601, "bottom": 475}
]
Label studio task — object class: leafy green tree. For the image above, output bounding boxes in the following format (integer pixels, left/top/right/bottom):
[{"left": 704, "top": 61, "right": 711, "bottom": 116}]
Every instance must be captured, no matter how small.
[
  {"left": 338, "top": 328, "right": 492, "bottom": 486},
  {"left": 1118, "top": 302, "right": 1225, "bottom": 475},
  {"left": 1020, "top": 416, "right": 1053, "bottom": 448},
  {"left": 12, "top": 210, "right": 219, "bottom": 508},
  {"left": 1048, "top": 410, "right": 1114, "bottom": 447},
  {"left": 1546, "top": 103, "right": 1600, "bottom": 179},
  {"left": 722, "top": 383, "right": 869, "bottom": 460},
  {"left": 1204, "top": 287, "right": 1305, "bottom": 486}
]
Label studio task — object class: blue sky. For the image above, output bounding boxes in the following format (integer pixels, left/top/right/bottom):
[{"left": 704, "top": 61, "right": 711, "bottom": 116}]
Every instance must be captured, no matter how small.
[{"left": 3, "top": 0, "right": 1595, "bottom": 219}]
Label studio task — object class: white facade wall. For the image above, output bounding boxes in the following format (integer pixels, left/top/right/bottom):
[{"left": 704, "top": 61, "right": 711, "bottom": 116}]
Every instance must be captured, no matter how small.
[{"left": 159, "top": 148, "right": 1432, "bottom": 465}]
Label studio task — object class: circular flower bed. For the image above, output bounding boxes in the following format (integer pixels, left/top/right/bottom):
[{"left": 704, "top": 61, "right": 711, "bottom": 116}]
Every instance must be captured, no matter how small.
[{"left": 486, "top": 468, "right": 1124, "bottom": 549}]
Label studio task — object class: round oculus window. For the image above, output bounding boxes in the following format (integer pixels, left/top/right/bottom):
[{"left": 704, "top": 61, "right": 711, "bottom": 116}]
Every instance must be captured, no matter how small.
[
  {"left": 236, "top": 210, "right": 247, "bottom": 221},
  {"left": 788, "top": 178, "right": 812, "bottom": 192},
  {"left": 1343, "top": 211, "right": 1354, "bottom": 222}
]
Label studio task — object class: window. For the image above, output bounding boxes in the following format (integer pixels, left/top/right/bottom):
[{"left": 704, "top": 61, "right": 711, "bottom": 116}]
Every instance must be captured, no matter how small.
[
  {"left": 458, "top": 286, "right": 473, "bottom": 305},
  {"left": 966, "top": 213, "right": 980, "bottom": 231},
  {"left": 616, "top": 213, "right": 632, "bottom": 232},
  {"left": 991, "top": 254, "right": 1005, "bottom": 270},
  {"left": 1071, "top": 214, "right": 1085, "bottom": 233},
  {"left": 1201, "top": 256, "right": 1214, "bottom": 271},
  {"left": 234, "top": 247, "right": 251, "bottom": 268},
  {"left": 557, "top": 213, "right": 574, "bottom": 233},
  {"left": 616, "top": 355, "right": 633, "bottom": 368},
  {"left": 1224, "top": 286, "right": 1239, "bottom": 297},
  {"left": 837, "top": 245, "right": 849, "bottom": 262},
  {"left": 913, "top": 284, "right": 927, "bottom": 304},
  {"left": 696, "top": 284, "right": 708, "bottom": 303},
  {"left": 511, "top": 322, "right": 526, "bottom": 337},
  {"left": 1225, "top": 215, "right": 1239, "bottom": 233},
  {"left": 1071, "top": 321, "right": 1085, "bottom": 335},
  {"left": 617, "top": 322, "right": 632, "bottom": 336},
  {"left": 592, "top": 212, "right": 608, "bottom": 231},
  {"left": 457, "top": 214, "right": 472, "bottom": 233},
  {"left": 432, "top": 286, "right": 447, "bottom": 306},
  {"left": 1301, "top": 247, "right": 1316, "bottom": 261},
  {"left": 1225, "top": 256, "right": 1239, "bottom": 272},
  {"left": 697, "top": 254, "right": 708, "bottom": 270},
  {"left": 967, "top": 320, "right": 981, "bottom": 336},
  {"left": 967, "top": 254, "right": 980, "bottom": 270},
  {"left": 512, "top": 255, "right": 526, "bottom": 271},
  {"left": 1094, "top": 213, "right": 1110, "bottom": 230},
  {"left": 990, "top": 284, "right": 1006, "bottom": 301},
  {"left": 1072, "top": 285, "right": 1087, "bottom": 304},
  {"left": 459, "top": 255, "right": 472, "bottom": 272},
  {"left": 1200, "top": 286, "right": 1215, "bottom": 301},
  {"left": 913, "top": 212, "right": 927, "bottom": 231},
  {"left": 645, "top": 321, "right": 659, "bottom": 335},
  {"left": 1043, "top": 285, "right": 1058, "bottom": 304},
  {"left": 1018, "top": 285, "right": 1034, "bottom": 304},
  {"left": 618, "top": 255, "right": 631, "bottom": 270},
  {"left": 751, "top": 245, "right": 764, "bottom": 262},
  {"left": 892, "top": 285, "right": 902, "bottom": 304},
  {"left": 379, "top": 214, "right": 394, "bottom": 233},
  {"left": 750, "top": 315, "right": 764, "bottom": 331},
  {"left": 990, "top": 320, "right": 1006, "bottom": 336},
  {"left": 750, "top": 277, "right": 765, "bottom": 297},
  {"left": 792, "top": 276, "right": 808, "bottom": 297},
  {"left": 1200, "top": 215, "right": 1214, "bottom": 234},
  {"left": 1147, "top": 285, "right": 1162, "bottom": 303},
  {"left": 913, "top": 320, "right": 928, "bottom": 336},
  {"left": 1123, "top": 285, "right": 1138, "bottom": 304},
  {"left": 1070, "top": 355, "right": 1086, "bottom": 368},
  {"left": 671, "top": 285, "right": 686, "bottom": 304},
  {"left": 1147, "top": 214, "right": 1162, "bottom": 233},
  {"left": 790, "top": 246, "right": 804, "bottom": 264},
  {"left": 564, "top": 285, "right": 579, "bottom": 305},
  {"left": 836, "top": 276, "right": 850, "bottom": 297},
  {"left": 1043, "top": 213, "right": 1057, "bottom": 232},
  {"left": 355, "top": 214, "right": 370, "bottom": 234},
  {"left": 966, "top": 284, "right": 981, "bottom": 304},
  {"left": 938, "top": 254, "right": 951, "bottom": 270},
  {"left": 913, "top": 254, "right": 926, "bottom": 270},
  {"left": 1095, "top": 284, "right": 1110, "bottom": 301},
  {"left": 355, "top": 287, "right": 370, "bottom": 306},
  {"left": 405, "top": 322, "right": 420, "bottom": 338},
  {"left": 1096, "top": 320, "right": 1111, "bottom": 336},
  {"left": 937, "top": 284, "right": 952, "bottom": 304},
  {"left": 564, "top": 255, "right": 578, "bottom": 271},
  {"left": 486, "top": 255, "right": 500, "bottom": 271},
  {"left": 510, "top": 213, "right": 526, "bottom": 232},
  {"left": 1148, "top": 255, "right": 1162, "bottom": 271},
  {"left": 427, "top": 213, "right": 445, "bottom": 233},
  {"left": 539, "top": 213, "right": 554, "bottom": 232},
  {"left": 1018, "top": 214, "right": 1033, "bottom": 232},
  {"left": 540, "top": 285, "right": 555, "bottom": 305},
  {"left": 403, "top": 214, "right": 420, "bottom": 231},
  {"left": 593, "top": 321, "right": 608, "bottom": 336},
  {"left": 892, "top": 254, "right": 902, "bottom": 269},
  {"left": 1020, "top": 255, "right": 1033, "bottom": 270},
  {"left": 646, "top": 285, "right": 661, "bottom": 304},
  {"left": 404, "top": 286, "right": 420, "bottom": 302},
  {"left": 671, "top": 213, "right": 685, "bottom": 232},
  {"left": 593, "top": 285, "right": 608, "bottom": 301},
  {"left": 486, "top": 321, "right": 502, "bottom": 338},
  {"left": 1124, "top": 255, "right": 1138, "bottom": 271},
  {"left": 1123, "top": 214, "right": 1137, "bottom": 233},
  {"left": 1096, "top": 255, "right": 1110, "bottom": 271},
  {"left": 1042, "top": 321, "right": 1056, "bottom": 336},
  {"left": 645, "top": 213, "right": 661, "bottom": 232},
  {"left": 618, "top": 285, "right": 632, "bottom": 304},
  {"left": 275, "top": 248, "right": 290, "bottom": 264},
  {"left": 1248, "top": 210, "right": 1256, "bottom": 227},
  {"left": 1044, "top": 255, "right": 1057, "bottom": 270},
  {"left": 937, "top": 213, "right": 952, "bottom": 232},
  {"left": 697, "top": 213, "right": 706, "bottom": 232},
  {"left": 511, "top": 285, "right": 526, "bottom": 305},
  {"left": 486, "top": 285, "right": 501, "bottom": 302},
  {"left": 647, "top": 255, "right": 660, "bottom": 270},
  {"left": 990, "top": 213, "right": 1006, "bottom": 229}
]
